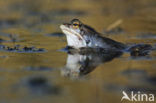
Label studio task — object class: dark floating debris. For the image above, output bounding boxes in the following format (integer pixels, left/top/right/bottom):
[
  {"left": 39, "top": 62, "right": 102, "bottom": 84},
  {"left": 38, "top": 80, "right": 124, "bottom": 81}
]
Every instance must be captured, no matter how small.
[
  {"left": 127, "top": 44, "right": 153, "bottom": 57},
  {"left": 45, "top": 32, "right": 64, "bottom": 37},
  {"left": 0, "top": 45, "right": 46, "bottom": 53},
  {"left": 24, "top": 76, "right": 60, "bottom": 95}
]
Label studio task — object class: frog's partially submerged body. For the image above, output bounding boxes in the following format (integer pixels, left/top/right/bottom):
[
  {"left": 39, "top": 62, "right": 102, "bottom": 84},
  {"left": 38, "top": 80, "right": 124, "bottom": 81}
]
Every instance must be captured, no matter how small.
[
  {"left": 60, "top": 19, "right": 152, "bottom": 56},
  {"left": 60, "top": 19, "right": 126, "bottom": 49}
]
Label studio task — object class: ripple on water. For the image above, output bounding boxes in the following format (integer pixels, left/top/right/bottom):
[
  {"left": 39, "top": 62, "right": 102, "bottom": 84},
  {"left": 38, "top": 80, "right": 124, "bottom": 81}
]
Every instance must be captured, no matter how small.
[
  {"left": 136, "top": 32, "right": 156, "bottom": 39},
  {"left": 121, "top": 69, "right": 147, "bottom": 77},
  {"left": 0, "top": 18, "right": 20, "bottom": 28},
  {"left": 103, "top": 68, "right": 156, "bottom": 94},
  {"left": 24, "top": 66, "right": 53, "bottom": 71},
  {"left": 121, "top": 69, "right": 156, "bottom": 89},
  {"left": 0, "top": 33, "right": 20, "bottom": 43},
  {"left": 23, "top": 76, "right": 61, "bottom": 95},
  {"left": 45, "top": 32, "right": 64, "bottom": 37},
  {"left": 104, "top": 83, "right": 156, "bottom": 94},
  {"left": 50, "top": 9, "right": 87, "bottom": 16}
]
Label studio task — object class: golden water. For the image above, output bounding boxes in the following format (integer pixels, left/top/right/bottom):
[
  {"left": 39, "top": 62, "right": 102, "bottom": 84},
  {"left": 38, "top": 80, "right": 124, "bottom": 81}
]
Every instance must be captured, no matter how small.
[{"left": 0, "top": 0, "right": 156, "bottom": 103}]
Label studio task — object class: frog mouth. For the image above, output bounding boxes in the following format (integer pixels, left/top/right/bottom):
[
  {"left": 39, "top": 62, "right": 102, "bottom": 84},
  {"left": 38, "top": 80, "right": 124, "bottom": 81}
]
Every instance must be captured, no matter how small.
[{"left": 60, "top": 25, "right": 83, "bottom": 40}]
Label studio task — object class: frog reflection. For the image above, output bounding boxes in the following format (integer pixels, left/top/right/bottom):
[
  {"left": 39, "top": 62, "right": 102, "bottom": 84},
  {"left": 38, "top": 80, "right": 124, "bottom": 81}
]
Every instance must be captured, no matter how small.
[{"left": 61, "top": 48, "right": 122, "bottom": 79}]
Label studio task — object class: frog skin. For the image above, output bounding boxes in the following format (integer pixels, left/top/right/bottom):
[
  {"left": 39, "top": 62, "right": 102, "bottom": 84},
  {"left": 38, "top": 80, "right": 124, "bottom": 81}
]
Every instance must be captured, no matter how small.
[{"left": 60, "top": 19, "right": 126, "bottom": 50}]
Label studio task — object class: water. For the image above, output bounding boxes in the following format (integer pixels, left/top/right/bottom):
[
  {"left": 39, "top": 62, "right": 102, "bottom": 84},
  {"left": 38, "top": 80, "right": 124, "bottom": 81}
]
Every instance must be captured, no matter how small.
[{"left": 0, "top": 0, "right": 156, "bottom": 103}]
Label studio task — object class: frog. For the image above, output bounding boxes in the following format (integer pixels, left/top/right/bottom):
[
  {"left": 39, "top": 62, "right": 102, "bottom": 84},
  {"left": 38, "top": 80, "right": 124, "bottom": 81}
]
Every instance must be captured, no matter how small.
[
  {"left": 60, "top": 19, "right": 152, "bottom": 56},
  {"left": 60, "top": 19, "right": 126, "bottom": 50}
]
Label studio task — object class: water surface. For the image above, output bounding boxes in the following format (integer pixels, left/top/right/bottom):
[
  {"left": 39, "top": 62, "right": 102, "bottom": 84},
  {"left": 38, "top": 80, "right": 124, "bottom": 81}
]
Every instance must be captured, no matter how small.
[{"left": 0, "top": 0, "right": 156, "bottom": 103}]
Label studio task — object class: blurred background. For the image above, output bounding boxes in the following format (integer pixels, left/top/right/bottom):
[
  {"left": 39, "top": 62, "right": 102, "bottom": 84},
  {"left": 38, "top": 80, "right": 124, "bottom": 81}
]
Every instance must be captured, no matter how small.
[{"left": 0, "top": 0, "right": 156, "bottom": 103}]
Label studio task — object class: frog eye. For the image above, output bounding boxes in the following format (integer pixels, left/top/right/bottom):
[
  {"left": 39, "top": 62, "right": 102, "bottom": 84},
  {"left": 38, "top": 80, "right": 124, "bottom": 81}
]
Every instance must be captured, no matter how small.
[{"left": 72, "top": 22, "right": 80, "bottom": 29}]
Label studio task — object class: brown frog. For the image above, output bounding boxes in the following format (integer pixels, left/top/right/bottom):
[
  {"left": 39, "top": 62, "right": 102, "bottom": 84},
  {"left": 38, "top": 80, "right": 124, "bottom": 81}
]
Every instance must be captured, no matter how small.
[
  {"left": 60, "top": 19, "right": 126, "bottom": 50},
  {"left": 60, "top": 19, "right": 152, "bottom": 56}
]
